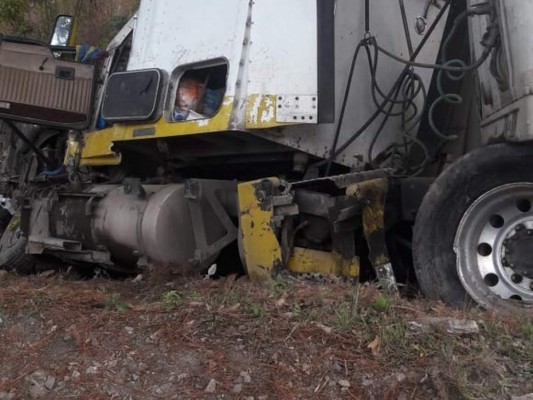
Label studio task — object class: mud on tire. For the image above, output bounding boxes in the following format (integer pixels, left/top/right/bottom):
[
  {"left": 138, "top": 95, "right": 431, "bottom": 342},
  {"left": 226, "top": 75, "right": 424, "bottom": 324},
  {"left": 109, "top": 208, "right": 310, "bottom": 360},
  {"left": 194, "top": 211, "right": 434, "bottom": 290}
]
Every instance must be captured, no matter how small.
[
  {"left": 0, "top": 213, "right": 35, "bottom": 274},
  {"left": 413, "top": 143, "right": 533, "bottom": 312}
]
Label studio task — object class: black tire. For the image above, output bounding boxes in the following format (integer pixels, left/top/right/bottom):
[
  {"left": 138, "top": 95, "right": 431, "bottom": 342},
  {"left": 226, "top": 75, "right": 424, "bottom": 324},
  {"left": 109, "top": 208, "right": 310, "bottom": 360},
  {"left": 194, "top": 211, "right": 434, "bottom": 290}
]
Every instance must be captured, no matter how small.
[
  {"left": 413, "top": 143, "right": 533, "bottom": 311},
  {"left": 0, "top": 208, "right": 11, "bottom": 233},
  {"left": 0, "top": 214, "right": 35, "bottom": 274}
]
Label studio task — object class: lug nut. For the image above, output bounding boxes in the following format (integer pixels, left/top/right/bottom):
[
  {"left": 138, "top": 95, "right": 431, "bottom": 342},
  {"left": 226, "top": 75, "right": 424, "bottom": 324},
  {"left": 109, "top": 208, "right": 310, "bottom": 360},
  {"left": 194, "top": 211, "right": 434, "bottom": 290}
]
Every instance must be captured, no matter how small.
[{"left": 511, "top": 274, "right": 523, "bottom": 284}]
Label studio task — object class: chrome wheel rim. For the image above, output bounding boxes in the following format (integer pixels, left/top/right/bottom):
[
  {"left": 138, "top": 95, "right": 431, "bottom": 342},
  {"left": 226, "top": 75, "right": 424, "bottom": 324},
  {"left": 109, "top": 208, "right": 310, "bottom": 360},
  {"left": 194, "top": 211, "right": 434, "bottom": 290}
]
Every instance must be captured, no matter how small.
[{"left": 455, "top": 183, "right": 533, "bottom": 311}]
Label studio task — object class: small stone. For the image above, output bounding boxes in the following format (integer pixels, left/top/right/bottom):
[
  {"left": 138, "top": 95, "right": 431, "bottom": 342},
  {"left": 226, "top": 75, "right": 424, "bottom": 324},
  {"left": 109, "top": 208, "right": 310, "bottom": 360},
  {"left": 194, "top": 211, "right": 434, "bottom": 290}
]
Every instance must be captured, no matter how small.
[
  {"left": 132, "top": 274, "right": 143, "bottom": 283},
  {"left": 177, "top": 373, "right": 188, "bottom": 381},
  {"left": 232, "top": 384, "right": 243, "bottom": 394},
  {"left": 71, "top": 371, "right": 80, "bottom": 379},
  {"left": 205, "top": 379, "right": 217, "bottom": 393},
  {"left": 240, "top": 371, "right": 252, "bottom": 383},
  {"left": 137, "top": 362, "right": 148, "bottom": 372},
  {"left": 85, "top": 366, "right": 98, "bottom": 375},
  {"left": 125, "top": 326, "right": 134, "bottom": 335},
  {"left": 26, "top": 371, "right": 49, "bottom": 399},
  {"left": 315, "top": 323, "right": 332, "bottom": 335},
  {"left": 28, "top": 385, "right": 46, "bottom": 399},
  {"left": 39, "top": 270, "right": 56, "bottom": 278},
  {"left": 44, "top": 376, "right": 55, "bottom": 390},
  {"left": 27, "top": 370, "right": 47, "bottom": 385},
  {"left": 408, "top": 321, "right": 425, "bottom": 333},
  {"left": 362, "top": 378, "right": 373, "bottom": 387},
  {"left": 396, "top": 373, "right": 406, "bottom": 383},
  {"left": 397, "top": 392, "right": 408, "bottom": 400},
  {"left": 338, "top": 379, "right": 351, "bottom": 388}
]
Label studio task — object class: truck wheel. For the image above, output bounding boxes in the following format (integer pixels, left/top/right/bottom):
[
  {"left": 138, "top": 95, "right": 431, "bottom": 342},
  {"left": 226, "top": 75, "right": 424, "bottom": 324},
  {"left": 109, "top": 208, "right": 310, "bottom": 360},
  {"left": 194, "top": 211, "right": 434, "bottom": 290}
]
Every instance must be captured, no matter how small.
[
  {"left": 413, "top": 143, "right": 533, "bottom": 313},
  {"left": 0, "top": 214, "right": 35, "bottom": 274}
]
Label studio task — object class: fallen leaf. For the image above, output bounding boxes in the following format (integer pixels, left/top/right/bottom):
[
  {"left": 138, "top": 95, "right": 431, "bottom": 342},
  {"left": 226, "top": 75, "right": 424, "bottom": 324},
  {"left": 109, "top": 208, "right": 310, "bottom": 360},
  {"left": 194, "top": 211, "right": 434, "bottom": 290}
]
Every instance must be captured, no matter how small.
[{"left": 367, "top": 336, "right": 380, "bottom": 355}]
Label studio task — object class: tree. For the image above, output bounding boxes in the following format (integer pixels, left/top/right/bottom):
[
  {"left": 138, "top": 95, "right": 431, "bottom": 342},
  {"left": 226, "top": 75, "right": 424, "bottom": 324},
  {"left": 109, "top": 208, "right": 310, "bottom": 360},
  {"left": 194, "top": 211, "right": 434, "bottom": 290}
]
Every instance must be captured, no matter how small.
[
  {"left": 0, "top": 0, "right": 30, "bottom": 36},
  {"left": 0, "top": 0, "right": 138, "bottom": 46}
]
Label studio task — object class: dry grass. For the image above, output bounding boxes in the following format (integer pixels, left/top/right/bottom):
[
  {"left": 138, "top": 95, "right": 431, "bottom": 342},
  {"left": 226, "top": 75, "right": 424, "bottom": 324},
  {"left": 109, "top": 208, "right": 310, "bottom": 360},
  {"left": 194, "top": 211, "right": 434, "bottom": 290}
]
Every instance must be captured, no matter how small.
[{"left": 0, "top": 270, "right": 531, "bottom": 399}]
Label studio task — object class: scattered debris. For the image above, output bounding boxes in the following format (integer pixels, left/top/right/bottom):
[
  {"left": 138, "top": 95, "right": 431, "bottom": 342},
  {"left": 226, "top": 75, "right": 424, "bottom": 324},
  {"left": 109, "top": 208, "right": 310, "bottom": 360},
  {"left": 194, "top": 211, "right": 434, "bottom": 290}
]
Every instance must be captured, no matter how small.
[
  {"left": 395, "top": 373, "right": 406, "bottom": 383},
  {"left": 0, "top": 273, "right": 529, "bottom": 399},
  {"left": 240, "top": 371, "right": 252, "bottom": 384},
  {"left": 367, "top": 336, "right": 381, "bottom": 355},
  {"left": 39, "top": 270, "right": 56, "bottom": 278},
  {"left": 85, "top": 366, "right": 98, "bottom": 375},
  {"left": 205, "top": 264, "right": 217, "bottom": 279},
  {"left": 315, "top": 322, "right": 333, "bottom": 335},
  {"left": 43, "top": 376, "right": 55, "bottom": 391},
  {"left": 338, "top": 379, "right": 351, "bottom": 388},
  {"left": 444, "top": 318, "right": 480, "bottom": 335},
  {"left": 205, "top": 379, "right": 217, "bottom": 393},
  {"left": 25, "top": 371, "right": 54, "bottom": 399},
  {"left": 408, "top": 318, "right": 480, "bottom": 335}
]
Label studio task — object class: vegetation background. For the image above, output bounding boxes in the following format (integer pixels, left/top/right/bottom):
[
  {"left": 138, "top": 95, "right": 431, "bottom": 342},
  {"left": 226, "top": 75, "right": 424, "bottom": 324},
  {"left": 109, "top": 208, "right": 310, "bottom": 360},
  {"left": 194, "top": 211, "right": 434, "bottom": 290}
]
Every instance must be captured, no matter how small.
[{"left": 0, "top": 0, "right": 138, "bottom": 47}]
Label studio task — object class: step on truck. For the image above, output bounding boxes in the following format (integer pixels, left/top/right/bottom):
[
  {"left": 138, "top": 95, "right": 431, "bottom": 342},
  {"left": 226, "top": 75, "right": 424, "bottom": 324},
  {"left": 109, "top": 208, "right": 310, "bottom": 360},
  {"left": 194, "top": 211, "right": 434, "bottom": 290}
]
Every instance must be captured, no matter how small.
[{"left": 0, "top": 0, "right": 532, "bottom": 314}]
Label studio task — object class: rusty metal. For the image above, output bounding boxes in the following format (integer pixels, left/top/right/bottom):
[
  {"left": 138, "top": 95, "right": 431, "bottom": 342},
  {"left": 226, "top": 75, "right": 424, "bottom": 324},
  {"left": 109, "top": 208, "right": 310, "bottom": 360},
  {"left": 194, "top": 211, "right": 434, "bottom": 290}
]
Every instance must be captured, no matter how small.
[
  {"left": 22, "top": 179, "right": 240, "bottom": 272},
  {"left": 347, "top": 178, "right": 398, "bottom": 295}
]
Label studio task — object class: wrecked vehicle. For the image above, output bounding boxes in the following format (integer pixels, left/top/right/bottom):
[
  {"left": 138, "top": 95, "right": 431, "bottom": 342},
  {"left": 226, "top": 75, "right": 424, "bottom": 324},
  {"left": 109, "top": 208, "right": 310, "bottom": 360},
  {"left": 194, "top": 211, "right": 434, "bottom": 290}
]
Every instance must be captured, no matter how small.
[{"left": 0, "top": 0, "right": 531, "bottom": 314}]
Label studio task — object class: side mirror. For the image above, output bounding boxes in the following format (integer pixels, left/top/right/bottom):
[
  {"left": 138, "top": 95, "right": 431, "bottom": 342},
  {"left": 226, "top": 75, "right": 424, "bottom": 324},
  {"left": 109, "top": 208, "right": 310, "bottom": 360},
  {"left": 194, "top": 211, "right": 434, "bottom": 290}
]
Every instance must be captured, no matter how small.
[{"left": 50, "top": 15, "right": 74, "bottom": 47}]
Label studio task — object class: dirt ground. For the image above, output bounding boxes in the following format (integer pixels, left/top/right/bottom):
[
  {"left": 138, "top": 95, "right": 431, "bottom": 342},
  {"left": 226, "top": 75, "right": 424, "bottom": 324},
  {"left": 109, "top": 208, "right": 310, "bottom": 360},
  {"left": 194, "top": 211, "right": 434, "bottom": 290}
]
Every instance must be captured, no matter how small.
[{"left": 0, "top": 268, "right": 531, "bottom": 400}]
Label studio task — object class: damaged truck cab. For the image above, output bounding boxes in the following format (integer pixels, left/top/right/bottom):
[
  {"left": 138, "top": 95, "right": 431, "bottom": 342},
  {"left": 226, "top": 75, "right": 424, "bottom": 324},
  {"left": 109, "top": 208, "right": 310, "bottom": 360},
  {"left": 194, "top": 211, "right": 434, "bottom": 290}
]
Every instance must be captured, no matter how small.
[{"left": 0, "top": 0, "right": 532, "bottom": 314}]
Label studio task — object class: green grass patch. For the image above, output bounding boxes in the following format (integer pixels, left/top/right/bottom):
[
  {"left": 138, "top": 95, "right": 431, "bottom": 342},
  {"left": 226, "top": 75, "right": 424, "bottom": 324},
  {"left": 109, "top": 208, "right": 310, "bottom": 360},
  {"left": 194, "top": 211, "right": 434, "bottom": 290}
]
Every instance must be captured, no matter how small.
[{"left": 104, "top": 293, "right": 129, "bottom": 312}]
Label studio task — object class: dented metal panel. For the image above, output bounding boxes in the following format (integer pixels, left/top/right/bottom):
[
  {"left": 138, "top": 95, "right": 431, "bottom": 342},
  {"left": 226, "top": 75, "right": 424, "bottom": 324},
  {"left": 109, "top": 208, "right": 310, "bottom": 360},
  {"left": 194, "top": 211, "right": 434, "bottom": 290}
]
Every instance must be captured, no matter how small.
[
  {"left": 347, "top": 178, "right": 398, "bottom": 295},
  {"left": 237, "top": 178, "right": 285, "bottom": 283}
]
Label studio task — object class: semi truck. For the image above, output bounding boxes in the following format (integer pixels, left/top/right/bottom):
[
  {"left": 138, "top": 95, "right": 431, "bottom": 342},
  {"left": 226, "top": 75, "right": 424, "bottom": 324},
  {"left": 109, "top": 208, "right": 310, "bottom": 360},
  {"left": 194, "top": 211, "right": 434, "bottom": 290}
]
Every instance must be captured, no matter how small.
[{"left": 0, "top": 0, "right": 531, "bottom": 314}]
